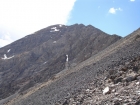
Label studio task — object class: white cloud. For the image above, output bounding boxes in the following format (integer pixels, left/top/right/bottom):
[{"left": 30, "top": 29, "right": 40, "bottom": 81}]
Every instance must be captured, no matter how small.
[
  {"left": 118, "top": 8, "right": 122, "bottom": 11},
  {"left": 109, "top": 8, "right": 116, "bottom": 14},
  {"left": 108, "top": 7, "right": 122, "bottom": 14},
  {"left": 0, "top": 34, "right": 13, "bottom": 47},
  {"left": 130, "top": 0, "right": 135, "bottom": 2},
  {"left": 0, "top": 0, "right": 76, "bottom": 47}
]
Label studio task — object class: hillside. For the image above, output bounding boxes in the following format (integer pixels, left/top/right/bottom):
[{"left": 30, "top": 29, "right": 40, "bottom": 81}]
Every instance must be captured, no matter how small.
[
  {"left": 0, "top": 24, "right": 122, "bottom": 104},
  {"left": 4, "top": 28, "right": 139, "bottom": 105},
  {"left": 2, "top": 27, "right": 140, "bottom": 105}
]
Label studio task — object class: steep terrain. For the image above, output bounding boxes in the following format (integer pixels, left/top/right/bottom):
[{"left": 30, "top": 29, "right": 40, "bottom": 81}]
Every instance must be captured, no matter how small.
[
  {"left": 61, "top": 55, "right": 140, "bottom": 105},
  {"left": 2, "top": 28, "right": 140, "bottom": 105},
  {"left": 0, "top": 24, "right": 121, "bottom": 104}
]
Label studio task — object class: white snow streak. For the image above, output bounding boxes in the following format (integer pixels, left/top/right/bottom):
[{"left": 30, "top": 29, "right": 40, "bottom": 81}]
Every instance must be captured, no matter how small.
[
  {"left": 1, "top": 54, "right": 14, "bottom": 60},
  {"left": 7, "top": 49, "right": 11, "bottom": 53},
  {"left": 50, "top": 27, "right": 59, "bottom": 32},
  {"left": 66, "top": 54, "right": 68, "bottom": 62},
  {"left": 53, "top": 41, "right": 57, "bottom": 43},
  {"left": 59, "top": 24, "right": 62, "bottom": 27}
]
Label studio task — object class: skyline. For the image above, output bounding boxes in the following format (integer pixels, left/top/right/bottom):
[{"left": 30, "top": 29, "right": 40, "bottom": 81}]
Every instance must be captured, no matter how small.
[
  {"left": 0, "top": 0, "right": 76, "bottom": 47},
  {"left": 0, "top": 0, "right": 140, "bottom": 47},
  {"left": 68, "top": 0, "right": 140, "bottom": 36}
]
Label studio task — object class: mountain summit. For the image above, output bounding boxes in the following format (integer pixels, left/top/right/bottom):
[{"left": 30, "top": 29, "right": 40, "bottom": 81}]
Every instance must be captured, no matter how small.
[{"left": 1, "top": 24, "right": 139, "bottom": 105}]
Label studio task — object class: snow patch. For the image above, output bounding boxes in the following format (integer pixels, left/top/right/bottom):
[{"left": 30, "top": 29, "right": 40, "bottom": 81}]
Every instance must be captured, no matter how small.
[
  {"left": 51, "top": 27, "right": 56, "bottom": 30},
  {"left": 7, "top": 49, "right": 11, "bottom": 53},
  {"left": 43, "top": 62, "right": 47, "bottom": 64},
  {"left": 66, "top": 54, "right": 68, "bottom": 62},
  {"left": 50, "top": 27, "right": 59, "bottom": 32},
  {"left": 53, "top": 41, "right": 57, "bottom": 43},
  {"left": 2, "top": 54, "right": 7, "bottom": 59},
  {"left": 54, "top": 28, "right": 59, "bottom": 32},
  {"left": 59, "top": 24, "right": 62, "bottom": 27},
  {"left": 1, "top": 54, "right": 14, "bottom": 60}
]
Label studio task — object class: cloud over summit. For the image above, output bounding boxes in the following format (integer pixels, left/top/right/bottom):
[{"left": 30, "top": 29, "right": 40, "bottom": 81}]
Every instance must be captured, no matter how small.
[{"left": 0, "top": 0, "right": 76, "bottom": 47}]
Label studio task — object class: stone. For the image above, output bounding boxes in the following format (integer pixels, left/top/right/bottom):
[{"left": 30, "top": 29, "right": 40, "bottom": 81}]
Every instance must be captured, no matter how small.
[
  {"left": 107, "top": 79, "right": 112, "bottom": 83},
  {"left": 86, "top": 89, "right": 90, "bottom": 92},
  {"left": 135, "top": 100, "right": 140, "bottom": 105},
  {"left": 112, "top": 89, "right": 116, "bottom": 93},
  {"left": 114, "top": 77, "right": 123, "bottom": 84},
  {"left": 114, "top": 93, "right": 119, "bottom": 96},
  {"left": 136, "top": 76, "right": 140, "bottom": 81},
  {"left": 136, "top": 91, "right": 140, "bottom": 95},
  {"left": 132, "top": 66, "right": 139, "bottom": 72},
  {"left": 136, "top": 82, "right": 139, "bottom": 85},
  {"left": 125, "top": 62, "right": 130, "bottom": 65},
  {"left": 62, "top": 100, "right": 69, "bottom": 105},
  {"left": 125, "top": 76, "right": 136, "bottom": 82},
  {"left": 103, "top": 87, "right": 110, "bottom": 95},
  {"left": 114, "top": 100, "right": 121, "bottom": 105},
  {"left": 120, "top": 66, "right": 128, "bottom": 72},
  {"left": 128, "top": 99, "right": 132, "bottom": 102}
]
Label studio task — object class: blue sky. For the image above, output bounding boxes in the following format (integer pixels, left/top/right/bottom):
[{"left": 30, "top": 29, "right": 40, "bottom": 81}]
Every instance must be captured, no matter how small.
[
  {"left": 0, "top": 0, "right": 140, "bottom": 47},
  {"left": 68, "top": 0, "right": 140, "bottom": 36}
]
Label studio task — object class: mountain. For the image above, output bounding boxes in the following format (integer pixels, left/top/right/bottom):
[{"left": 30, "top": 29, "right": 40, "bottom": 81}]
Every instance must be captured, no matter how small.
[
  {"left": 1, "top": 24, "right": 139, "bottom": 105},
  {"left": 0, "top": 24, "right": 121, "bottom": 100}
]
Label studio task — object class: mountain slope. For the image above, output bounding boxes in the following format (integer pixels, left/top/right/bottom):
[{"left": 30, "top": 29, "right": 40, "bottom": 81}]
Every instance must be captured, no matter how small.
[
  {"left": 0, "top": 24, "right": 121, "bottom": 102},
  {"left": 3, "top": 28, "right": 140, "bottom": 105},
  {"left": 0, "top": 29, "right": 140, "bottom": 105}
]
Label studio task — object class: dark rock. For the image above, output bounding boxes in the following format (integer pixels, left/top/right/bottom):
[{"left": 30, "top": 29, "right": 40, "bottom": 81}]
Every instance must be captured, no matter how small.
[
  {"left": 114, "top": 100, "right": 122, "bottom": 105},
  {"left": 135, "top": 100, "right": 140, "bottom": 105},
  {"left": 132, "top": 66, "right": 139, "bottom": 72},
  {"left": 125, "top": 76, "right": 136, "bottom": 82},
  {"left": 114, "top": 77, "right": 123, "bottom": 84},
  {"left": 62, "top": 100, "right": 69, "bottom": 105},
  {"left": 120, "top": 66, "right": 128, "bottom": 72},
  {"left": 136, "top": 76, "right": 140, "bottom": 81}
]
